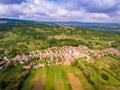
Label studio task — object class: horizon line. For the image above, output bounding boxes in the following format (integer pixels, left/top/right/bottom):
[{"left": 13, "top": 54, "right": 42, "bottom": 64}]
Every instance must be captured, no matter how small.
[{"left": 0, "top": 17, "right": 120, "bottom": 24}]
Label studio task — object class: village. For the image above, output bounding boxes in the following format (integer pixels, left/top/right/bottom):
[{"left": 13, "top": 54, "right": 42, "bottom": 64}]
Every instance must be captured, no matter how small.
[{"left": 0, "top": 45, "right": 120, "bottom": 70}]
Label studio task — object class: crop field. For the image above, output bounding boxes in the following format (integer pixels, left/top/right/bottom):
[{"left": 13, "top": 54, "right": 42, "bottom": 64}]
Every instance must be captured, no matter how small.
[
  {"left": 5, "top": 55, "right": 118, "bottom": 90},
  {"left": 0, "top": 56, "right": 120, "bottom": 90}
]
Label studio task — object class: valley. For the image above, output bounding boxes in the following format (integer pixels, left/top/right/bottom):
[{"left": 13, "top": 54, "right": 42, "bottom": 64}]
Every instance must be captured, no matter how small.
[{"left": 0, "top": 21, "right": 120, "bottom": 90}]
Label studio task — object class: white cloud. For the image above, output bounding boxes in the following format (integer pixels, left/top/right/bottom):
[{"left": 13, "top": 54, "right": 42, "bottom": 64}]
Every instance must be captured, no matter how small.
[{"left": 0, "top": 0, "right": 120, "bottom": 22}]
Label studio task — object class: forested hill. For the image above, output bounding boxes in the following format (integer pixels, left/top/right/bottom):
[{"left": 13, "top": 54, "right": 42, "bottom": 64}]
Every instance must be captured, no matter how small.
[{"left": 0, "top": 22, "right": 120, "bottom": 57}]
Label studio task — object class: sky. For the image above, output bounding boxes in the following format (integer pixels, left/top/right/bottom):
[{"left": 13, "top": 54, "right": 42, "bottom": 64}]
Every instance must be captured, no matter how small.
[{"left": 0, "top": 0, "right": 120, "bottom": 22}]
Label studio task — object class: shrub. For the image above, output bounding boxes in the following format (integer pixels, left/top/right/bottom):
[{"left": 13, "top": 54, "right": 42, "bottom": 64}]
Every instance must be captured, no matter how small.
[
  {"left": 101, "top": 73, "right": 109, "bottom": 81},
  {"left": 0, "top": 80, "right": 8, "bottom": 89}
]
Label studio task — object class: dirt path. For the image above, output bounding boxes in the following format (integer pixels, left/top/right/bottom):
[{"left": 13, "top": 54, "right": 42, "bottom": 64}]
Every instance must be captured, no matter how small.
[
  {"left": 33, "top": 75, "right": 46, "bottom": 90},
  {"left": 68, "top": 73, "right": 84, "bottom": 90}
]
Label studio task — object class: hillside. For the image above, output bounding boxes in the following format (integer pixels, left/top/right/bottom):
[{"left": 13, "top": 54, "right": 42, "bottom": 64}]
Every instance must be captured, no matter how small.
[{"left": 0, "top": 22, "right": 120, "bottom": 90}]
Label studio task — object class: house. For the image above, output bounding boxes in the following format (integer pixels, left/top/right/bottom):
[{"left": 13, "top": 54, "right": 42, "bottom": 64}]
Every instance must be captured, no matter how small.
[
  {"left": 0, "top": 48, "right": 4, "bottom": 51},
  {"left": 21, "top": 54, "right": 28, "bottom": 62},
  {"left": 34, "top": 50, "right": 40, "bottom": 54},
  {"left": 14, "top": 55, "right": 21, "bottom": 61},
  {"left": 0, "top": 61, "right": 3, "bottom": 65},
  {"left": 23, "top": 66, "right": 31, "bottom": 70},
  {"left": 58, "top": 62, "right": 62, "bottom": 65},
  {"left": 3, "top": 56, "right": 9, "bottom": 61},
  {"left": 98, "top": 66, "right": 103, "bottom": 70},
  {"left": 4, "top": 51, "right": 9, "bottom": 56},
  {"left": 33, "top": 64, "right": 45, "bottom": 69},
  {"left": 63, "top": 60, "right": 71, "bottom": 65},
  {"left": 38, "top": 64, "right": 45, "bottom": 68},
  {"left": 20, "top": 61, "right": 24, "bottom": 64}
]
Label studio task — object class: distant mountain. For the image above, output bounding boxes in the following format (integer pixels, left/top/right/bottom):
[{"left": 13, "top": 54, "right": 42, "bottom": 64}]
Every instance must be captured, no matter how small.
[
  {"left": 0, "top": 18, "right": 120, "bottom": 33},
  {"left": 0, "top": 18, "right": 32, "bottom": 24},
  {"left": 42, "top": 22, "right": 120, "bottom": 32},
  {"left": 42, "top": 22, "right": 120, "bottom": 28}
]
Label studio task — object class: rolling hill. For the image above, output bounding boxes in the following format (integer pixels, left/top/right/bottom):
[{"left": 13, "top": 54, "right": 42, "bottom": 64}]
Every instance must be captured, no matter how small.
[{"left": 0, "top": 20, "right": 120, "bottom": 90}]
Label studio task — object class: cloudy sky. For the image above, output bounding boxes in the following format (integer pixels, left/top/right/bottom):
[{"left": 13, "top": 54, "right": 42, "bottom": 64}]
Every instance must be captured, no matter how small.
[{"left": 0, "top": 0, "right": 120, "bottom": 22}]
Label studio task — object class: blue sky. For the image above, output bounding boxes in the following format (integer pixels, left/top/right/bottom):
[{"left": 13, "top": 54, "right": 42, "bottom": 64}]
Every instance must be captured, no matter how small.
[{"left": 0, "top": 0, "right": 120, "bottom": 22}]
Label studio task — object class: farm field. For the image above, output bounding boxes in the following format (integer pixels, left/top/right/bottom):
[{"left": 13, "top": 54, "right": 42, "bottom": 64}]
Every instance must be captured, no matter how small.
[
  {"left": 1, "top": 55, "right": 119, "bottom": 90},
  {"left": 18, "top": 66, "right": 93, "bottom": 90},
  {"left": 13, "top": 55, "right": 120, "bottom": 90}
]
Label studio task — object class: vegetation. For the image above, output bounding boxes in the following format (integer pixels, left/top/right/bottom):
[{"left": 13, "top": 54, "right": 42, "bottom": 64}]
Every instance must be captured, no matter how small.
[{"left": 0, "top": 22, "right": 120, "bottom": 90}]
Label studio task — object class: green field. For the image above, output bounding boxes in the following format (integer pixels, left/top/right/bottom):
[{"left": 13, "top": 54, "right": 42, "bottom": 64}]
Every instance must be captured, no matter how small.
[{"left": 1, "top": 56, "right": 120, "bottom": 90}]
